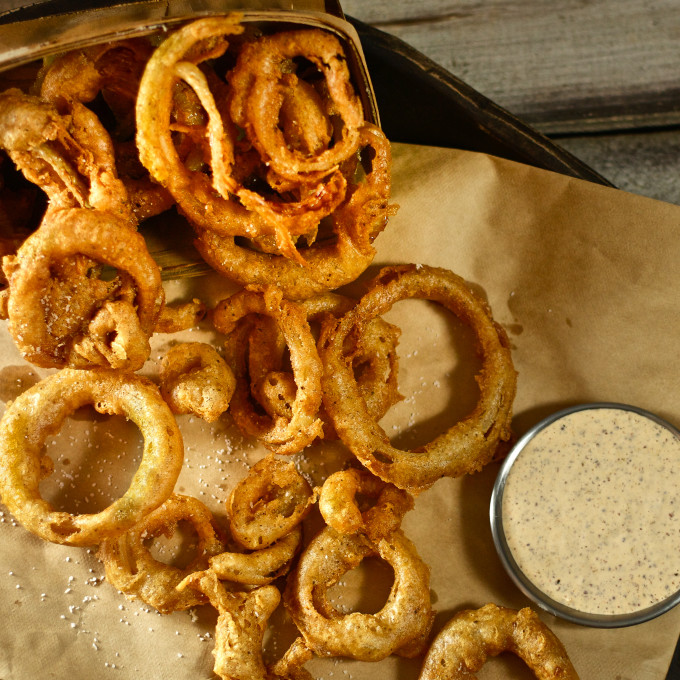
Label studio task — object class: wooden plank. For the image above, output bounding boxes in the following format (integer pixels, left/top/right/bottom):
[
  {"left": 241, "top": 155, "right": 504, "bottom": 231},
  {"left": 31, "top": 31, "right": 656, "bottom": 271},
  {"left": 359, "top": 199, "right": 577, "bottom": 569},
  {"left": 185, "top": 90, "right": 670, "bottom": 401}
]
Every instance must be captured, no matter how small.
[
  {"left": 554, "top": 128, "right": 680, "bottom": 205},
  {"left": 343, "top": 0, "right": 680, "bottom": 134}
]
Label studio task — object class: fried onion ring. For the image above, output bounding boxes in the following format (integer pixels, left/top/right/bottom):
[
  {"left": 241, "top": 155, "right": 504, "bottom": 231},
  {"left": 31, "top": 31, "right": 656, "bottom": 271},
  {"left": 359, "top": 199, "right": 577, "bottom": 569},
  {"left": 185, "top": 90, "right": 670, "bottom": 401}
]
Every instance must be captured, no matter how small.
[
  {"left": 227, "top": 454, "right": 315, "bottom": 549},
  {"left": 247, "top": 292, "right": 402, "bottom": 437},
  {"left": 193, "top": 123, "right": 394, "bottom": 299},
  {"left": 0, "top": 368, "right": 184, "bottom": 546},
  {"left": 283, "top": 526, "right": 434, "bottom": 661},
  {"left": 0, "top": 89, "right": 132, "bottom": 222},
  {"left": 2, "top": 207, "right": 164, "bottom": 369},
  {"left": 214, "top": 286, "right": 324, "bottom": 454},
  {"left": 318, "top": 264, "right": 517, "bottom": 494},
  {"left": 206, "top": 525, "right": 302, "bottom": 586},
  {"left": 159, "top": 341, "right": 235, "bottom": 422},
  {"left": 418, "top": 604, "right": 580, "bottom": 679},
  {"left": 97, "top": 494, "right": 225, "bottom": 614},
  {"left": 179, "top": 570, "right": 281, "bottom": 680},
  {"left": 318, "top": 468, "right": 414, "bottom": 542},
  {"left": 228, "top": 28, "right": 364, "bottom": 179}
]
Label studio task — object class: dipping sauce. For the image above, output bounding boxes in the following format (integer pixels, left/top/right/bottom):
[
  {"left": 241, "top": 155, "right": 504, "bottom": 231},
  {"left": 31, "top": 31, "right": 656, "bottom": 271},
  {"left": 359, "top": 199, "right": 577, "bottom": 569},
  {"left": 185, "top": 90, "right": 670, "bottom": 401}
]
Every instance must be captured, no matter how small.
[{"left": 497, "top": 405, "right": 680, "bottom": 619}]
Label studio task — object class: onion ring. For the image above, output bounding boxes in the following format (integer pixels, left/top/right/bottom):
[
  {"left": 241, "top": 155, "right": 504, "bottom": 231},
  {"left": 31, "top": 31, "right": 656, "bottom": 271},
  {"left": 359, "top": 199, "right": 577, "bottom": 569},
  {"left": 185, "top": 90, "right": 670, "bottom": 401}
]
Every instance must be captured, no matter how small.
[
  {"left": 206, "top": 525, "right": 302, "bottom": 586},
  {"left": 228, "top": 28, "right": 364, "bottom": 179},
  {"left": 159, "top": 341, "right": 235, "bottom": 422},
  {"left": 227, "top": 454, "right": 315, "bottom": 549},
  {"left": 283, "top": 526, "right": 434, "bottom": 661},
  {"left": 193, "top": 123, "right": 394, "bottom": 298},
  {"left": 0, "top": 89, "right": 132, "bottom": 222},
  {"left": 2, "top": 207, "right": 164, "bottom": 369},
  {"left": 318, "top": 468, "right": 414, "bottom": 542},
  {"left": 179, "top": 570, "right": 281, "bottom": 680},
  {"left": 0, "top": 368, "right": 184, "bottom": 546},
  {"left": 318, "top": 264, "right": 517, "bottom": 494},
  {"left": 136, "top": 17, "right": 351, "bottom": 264},
  {"left": 418, "top": 604, "right": 580, "bottom": 679},
  {"left": 97, "top": 494, "right": 225, "bottom": 614},
  {"left": 247, "top": 292, "right": 402, "bottom": 436},
  {"left": 214, "top": 286, "right": 324, "bottom": 454}
]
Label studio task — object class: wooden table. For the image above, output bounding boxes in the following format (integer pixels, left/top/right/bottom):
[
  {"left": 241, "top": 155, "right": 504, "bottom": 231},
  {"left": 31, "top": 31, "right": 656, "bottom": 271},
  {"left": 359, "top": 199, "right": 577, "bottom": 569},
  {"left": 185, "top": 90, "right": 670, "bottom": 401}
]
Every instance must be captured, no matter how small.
[{"left": 343, "top": 0, "right": 680, "bottom": 206}]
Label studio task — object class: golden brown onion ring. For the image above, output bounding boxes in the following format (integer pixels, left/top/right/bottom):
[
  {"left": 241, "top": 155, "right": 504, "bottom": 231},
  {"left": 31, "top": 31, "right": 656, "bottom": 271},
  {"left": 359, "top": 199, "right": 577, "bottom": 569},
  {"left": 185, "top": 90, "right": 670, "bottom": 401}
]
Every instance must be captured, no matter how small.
[
  {"left": 318, "top": 468, "right": 414, "bottom": 542},
  {"left": 179, "top": 570, "right": 281, "bottom": 680},
  {"left": 227, "top": 454, "right": 315, "bottom": 550},
  {"left": 283, "top": 526, "right": 434, "bottom": 661},
  {"left": 193, "top": 123, "right": 394, "bottom": 298},
  {"left": 159, "top": 341, "right": 235, "bottom": 423},
  {"left": 206, "top": 525, "right": 302, "bottom": 586},
  {"left": 248, "top": 292, "right": 402, "bottom": 436},
  {"left": 0, "top": 89, "right": 131, "bottom": 222},
  {"left": 0, "top": 368, "right": 184, "bottom": 546},
  {"left": 136, "top": 18, "right": 347, "bottom": 263},
  {"left": 228, "top": 29, "right": 364, "bottom": 179},
  {"left": 2, "top": 207, "right": 164, "bottom": 369},
  {"left": 97, "top": 494, "right": 225, "bottom": 614},
  {"left": 318, "top": 264, "right": 517, "bottom": 494},
  {"left": 418, "top": 604, "right": 580, "bottom": 680},
  {"left": 214, "top": 287, "right": 324, "bottom": 454}
]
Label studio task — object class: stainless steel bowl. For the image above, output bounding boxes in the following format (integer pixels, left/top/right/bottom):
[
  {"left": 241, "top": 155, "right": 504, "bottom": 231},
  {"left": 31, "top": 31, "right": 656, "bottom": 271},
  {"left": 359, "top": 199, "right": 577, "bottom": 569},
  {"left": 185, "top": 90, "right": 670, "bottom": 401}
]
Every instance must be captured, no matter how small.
[{"left": 490, "top": 402, "right": 680, "bottom": 628}]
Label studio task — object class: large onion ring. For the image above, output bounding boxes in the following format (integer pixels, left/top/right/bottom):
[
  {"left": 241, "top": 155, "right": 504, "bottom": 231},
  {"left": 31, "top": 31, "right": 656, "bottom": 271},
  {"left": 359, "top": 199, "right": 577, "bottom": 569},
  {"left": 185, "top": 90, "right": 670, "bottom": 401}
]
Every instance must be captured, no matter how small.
[
  {"left": 283, "top": 526, "right": 434, "bottom": 661},
  {"left": 97, "top": 494, "right": 225, "bottom": 614},
  {"left": 2, "top": 207, "right": 164, "bottom": 369},
  {"left": 0, "top": 368, "right": 184, "bottom": 546},
  {"left": 418, "top": 604, "right": 580, "bottom": 679},
  {"left": 318, "top": 264, "right": 517, "bottom": 494}
]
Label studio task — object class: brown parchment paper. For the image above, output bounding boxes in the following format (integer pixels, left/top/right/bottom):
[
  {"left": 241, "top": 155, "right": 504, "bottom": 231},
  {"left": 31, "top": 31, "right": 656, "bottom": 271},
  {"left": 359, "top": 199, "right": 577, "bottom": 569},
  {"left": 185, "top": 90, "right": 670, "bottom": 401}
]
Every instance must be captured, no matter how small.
[{"left": 1, "top": 142, "right": 679, "bottom": 680}]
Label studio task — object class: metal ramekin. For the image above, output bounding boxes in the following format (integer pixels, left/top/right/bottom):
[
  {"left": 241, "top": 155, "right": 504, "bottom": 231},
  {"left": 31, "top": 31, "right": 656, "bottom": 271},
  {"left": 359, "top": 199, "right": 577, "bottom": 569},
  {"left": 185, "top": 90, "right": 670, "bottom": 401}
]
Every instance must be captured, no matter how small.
[{"left": 490, "top": 402, "right": 680, "bottom": 628}]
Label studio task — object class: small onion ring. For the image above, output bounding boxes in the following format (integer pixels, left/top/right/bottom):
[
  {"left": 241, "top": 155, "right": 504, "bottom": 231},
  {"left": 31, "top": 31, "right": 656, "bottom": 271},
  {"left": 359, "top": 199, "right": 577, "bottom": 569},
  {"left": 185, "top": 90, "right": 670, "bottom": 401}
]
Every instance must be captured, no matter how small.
[
  {"left": 318, "top": 264, "right": 517, "bottom": 494},
  {"left": 418, "top": 604, "right": 580, "bottom": 680},
  {"left": 159, "top": 341, "right": 235, "bottom": 423},
  {"left": 214, "top": 286, "right": 324, "bottom": 454},
  {"left": 97, "top": 494, "right": 225, "bottom": 614},
  {"left": 227, "top": 454, "right": 315, "bottom": 549},
  {"left": 283, "top": 526, "right": 434, "bottom": 662},
  {"left": 207, "top": 525, "right": 303, "bottom": 586},
  {"left": 0, "top": 368, "right": 184, "bottom": 546},
  {"left": 318, "top": 468, "right": 414, "bottom": 542},
  {"left": 179, "top": 571, "right": 282, "bottom": 680}
]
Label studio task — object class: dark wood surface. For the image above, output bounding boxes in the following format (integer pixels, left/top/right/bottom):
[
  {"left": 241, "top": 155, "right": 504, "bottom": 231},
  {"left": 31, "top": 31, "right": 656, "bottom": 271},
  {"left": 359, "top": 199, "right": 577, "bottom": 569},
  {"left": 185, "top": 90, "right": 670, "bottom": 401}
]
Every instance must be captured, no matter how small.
[{"left": 343, "top": 0, "right": 680, "bottom": 206}]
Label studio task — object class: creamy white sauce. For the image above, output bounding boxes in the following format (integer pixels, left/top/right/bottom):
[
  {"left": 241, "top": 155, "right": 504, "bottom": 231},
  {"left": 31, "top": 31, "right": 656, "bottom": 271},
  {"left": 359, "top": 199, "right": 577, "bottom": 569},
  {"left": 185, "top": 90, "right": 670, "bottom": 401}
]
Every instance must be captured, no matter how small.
[{"left": 502, "top": 407, "right": 680, "bottom": 616}]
